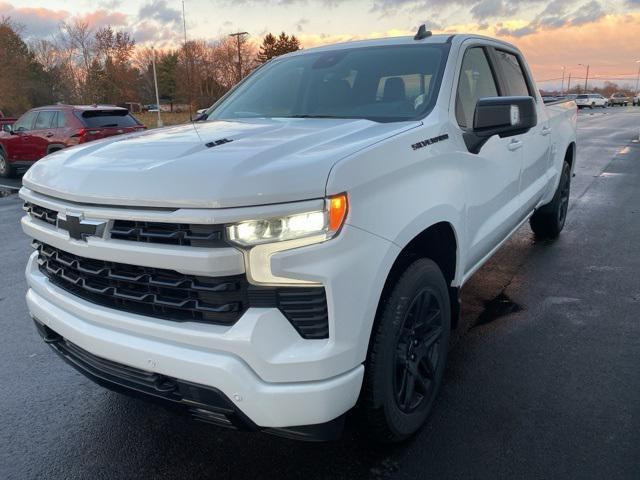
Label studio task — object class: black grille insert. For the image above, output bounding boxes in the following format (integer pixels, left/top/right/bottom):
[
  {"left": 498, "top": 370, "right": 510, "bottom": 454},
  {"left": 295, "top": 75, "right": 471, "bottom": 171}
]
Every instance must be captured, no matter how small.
[
  {"left": 111, "top": 220, "right": 227, "bottom": 247},
  {"left": 34, "top": 242, "right": 329, "bottom": 338},
  {"left": 36, "top": 242, "right": 247, "bottom": 324},
  {"left": 24, "top": 202, "right": 58, "bottom": 226}
]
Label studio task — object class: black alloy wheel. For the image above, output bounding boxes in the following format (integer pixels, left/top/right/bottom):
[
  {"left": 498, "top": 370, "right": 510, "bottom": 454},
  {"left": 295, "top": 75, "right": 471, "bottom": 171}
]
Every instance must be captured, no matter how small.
[
  {"left": 393, "top": 287, "right": 444, "bottom": 413},
  {"left": 359, "top": 258, "right": 451, "bottom": 443}
]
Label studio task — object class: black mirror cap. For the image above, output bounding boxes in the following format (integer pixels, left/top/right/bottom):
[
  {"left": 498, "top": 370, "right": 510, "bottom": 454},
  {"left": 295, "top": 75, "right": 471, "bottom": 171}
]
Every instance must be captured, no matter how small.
[
  {"left": 464, "top": 96, "right": 537, "bottom": 154},
  {"left": 474, "top": 96, "right": 537, "bottom": 136}
]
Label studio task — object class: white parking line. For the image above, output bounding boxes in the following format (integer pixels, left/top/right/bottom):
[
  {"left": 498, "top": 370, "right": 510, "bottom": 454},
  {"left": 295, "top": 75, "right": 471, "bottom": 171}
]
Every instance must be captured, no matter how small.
[{"left": 0, "top": 184, "right": 19, "bottom": 191}]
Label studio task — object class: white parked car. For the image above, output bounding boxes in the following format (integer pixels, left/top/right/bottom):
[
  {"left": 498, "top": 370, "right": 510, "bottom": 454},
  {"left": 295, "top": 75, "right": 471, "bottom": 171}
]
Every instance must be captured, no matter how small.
[
  {"left": 575, "top": 93, "right": 607, "bottom": 109},
  {"left": 633, "top": 93, "right": 640, "bottom": 106},
  {"left": 19, "top": 29, "right": 578, "bottom": 442}
]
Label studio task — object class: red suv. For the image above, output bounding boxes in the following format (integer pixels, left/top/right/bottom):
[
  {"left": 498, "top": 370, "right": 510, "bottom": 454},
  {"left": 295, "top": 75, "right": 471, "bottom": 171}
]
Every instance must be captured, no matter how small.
[{"left": 0, "top": 105, "right": 146, "bottom": 178}]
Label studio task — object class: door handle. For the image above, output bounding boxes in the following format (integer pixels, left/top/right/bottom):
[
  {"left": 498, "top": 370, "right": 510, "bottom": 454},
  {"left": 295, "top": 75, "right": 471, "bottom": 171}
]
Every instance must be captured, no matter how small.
[
  {"left": 508, "top": 139, "right": 523, "bottom": 151},
  {"left": 45, "top": 132, "right": 54, "bottom": 138},
  {"left": 541, "top": 126, "right": 552, "bottom": 136}
]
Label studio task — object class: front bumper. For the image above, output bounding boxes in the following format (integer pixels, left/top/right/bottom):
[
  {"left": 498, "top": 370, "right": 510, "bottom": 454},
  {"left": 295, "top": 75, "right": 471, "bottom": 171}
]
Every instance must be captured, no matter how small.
[
  {"left": 33, "top": 319, "right": 345, "bottom": 441},
  {"left": 24, "top": 220, "right": 398, "bottom": 430}
]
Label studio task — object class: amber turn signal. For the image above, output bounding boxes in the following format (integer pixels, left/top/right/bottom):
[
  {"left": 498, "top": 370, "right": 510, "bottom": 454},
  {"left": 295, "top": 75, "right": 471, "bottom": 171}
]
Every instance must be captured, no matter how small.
[{"left": 328, "top": 193, "right": 348, "bottom": 232}]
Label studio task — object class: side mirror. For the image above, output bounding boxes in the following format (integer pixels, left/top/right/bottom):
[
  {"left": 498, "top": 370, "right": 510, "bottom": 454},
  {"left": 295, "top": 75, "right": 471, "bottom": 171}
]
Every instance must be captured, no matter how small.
[{"left": 464, "top": 96, "right": 537, "bottom": 154}]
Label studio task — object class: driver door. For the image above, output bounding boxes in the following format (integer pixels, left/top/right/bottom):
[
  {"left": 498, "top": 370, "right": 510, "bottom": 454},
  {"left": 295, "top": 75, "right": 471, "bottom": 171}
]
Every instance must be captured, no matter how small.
[
  {"left": 455, "top": 46, "right": 524, "bottom": 273},
  {"left": 6, "top": 111, "right": 38, "bottom": 161}
]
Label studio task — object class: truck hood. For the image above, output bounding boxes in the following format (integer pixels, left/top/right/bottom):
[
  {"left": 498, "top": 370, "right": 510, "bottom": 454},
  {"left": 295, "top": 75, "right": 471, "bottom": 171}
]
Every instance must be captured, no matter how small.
[{"left": 23, "top": 118, "right": 418, "bottom": 208}]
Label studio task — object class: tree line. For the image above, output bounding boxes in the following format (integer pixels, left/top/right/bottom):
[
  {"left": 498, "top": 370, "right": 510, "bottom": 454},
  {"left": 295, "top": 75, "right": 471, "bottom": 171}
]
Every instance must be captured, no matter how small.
[{"left": 0, "top": 17, "right": 301, "bottom": 117}]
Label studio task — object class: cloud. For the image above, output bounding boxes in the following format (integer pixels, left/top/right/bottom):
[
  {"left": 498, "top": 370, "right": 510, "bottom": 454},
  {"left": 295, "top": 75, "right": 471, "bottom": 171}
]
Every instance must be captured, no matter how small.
[
  {"left": 570, "top": 0, "right": 604, "bottom": 25},
  {"left": 495, "top": 0, "right": 606, "bottom": 37},
  {"left": 138, "top": 0, "right": 182, "bottom": 26},
  {"left": 79, "top": 9, "right": 128, "bottom": 30},
  {"left": 0, "top": 2, "right": 130, "bottom": 38},
  {"left": 296, "top": 18, "right": 309, "bottom": 32},
  {"left": 0, "top": 2, "right": 67, "bottom": 37}
]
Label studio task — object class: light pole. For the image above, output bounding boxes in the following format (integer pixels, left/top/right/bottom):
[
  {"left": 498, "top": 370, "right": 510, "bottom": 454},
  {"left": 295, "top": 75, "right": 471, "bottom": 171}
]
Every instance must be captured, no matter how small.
[
  {"left": 229, "top": 32, "right": 249, "bottom": 82},
  {"left": 579, "top": 63, "right": 590, "bottom": 92},
  {"left": 151, "top": 47, "right": 163, "bottom": 128},
  {"left": 561, "top": 66, "right": 566, "bottom": 95},
  {"left": 635, "top": 60, "right": 640, "bottom": 94}
]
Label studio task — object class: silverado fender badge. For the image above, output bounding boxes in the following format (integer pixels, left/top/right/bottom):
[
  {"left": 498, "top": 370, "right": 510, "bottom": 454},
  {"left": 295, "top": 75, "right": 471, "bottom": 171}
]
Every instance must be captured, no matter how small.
[
  {"left": 412, "top": 134, "right": 449, "bottom": 151},
  {"left": 57, "top": 213, "right": 107, "bottom": 241}
]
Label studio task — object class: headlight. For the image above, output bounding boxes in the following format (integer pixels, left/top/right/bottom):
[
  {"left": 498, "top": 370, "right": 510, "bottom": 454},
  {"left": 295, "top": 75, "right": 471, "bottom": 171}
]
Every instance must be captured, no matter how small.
[{"left": 227, "top": 193, "right": 348, "bottom": 247}]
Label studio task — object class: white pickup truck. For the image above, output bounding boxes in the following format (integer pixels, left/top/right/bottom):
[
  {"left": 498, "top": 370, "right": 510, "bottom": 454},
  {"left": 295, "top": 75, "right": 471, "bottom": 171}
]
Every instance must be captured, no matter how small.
[{"left": 20, "top": 29, "right": 577, "bottom": 442}]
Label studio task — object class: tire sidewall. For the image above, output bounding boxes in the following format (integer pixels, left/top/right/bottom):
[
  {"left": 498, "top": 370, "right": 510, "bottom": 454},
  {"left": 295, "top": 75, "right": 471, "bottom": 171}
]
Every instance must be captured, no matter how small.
[
  {"left": 372, "top": 259, "right": 451, "bottom": 440},
  {"left": 0, "top": 151, "right": 9, "bottom": 178}
]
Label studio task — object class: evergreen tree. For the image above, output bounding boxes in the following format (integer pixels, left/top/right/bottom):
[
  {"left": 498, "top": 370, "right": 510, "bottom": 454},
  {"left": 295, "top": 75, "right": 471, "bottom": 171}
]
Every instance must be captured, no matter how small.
[{"left": 257, "top": 32, "right": 300, "bottom": 63}]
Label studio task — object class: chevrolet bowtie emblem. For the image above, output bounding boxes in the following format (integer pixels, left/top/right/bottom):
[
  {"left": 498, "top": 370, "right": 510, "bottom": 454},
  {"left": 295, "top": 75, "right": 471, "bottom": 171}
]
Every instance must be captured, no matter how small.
[{"left": 57, "top": 213, "right": 106, "bottom": 241}]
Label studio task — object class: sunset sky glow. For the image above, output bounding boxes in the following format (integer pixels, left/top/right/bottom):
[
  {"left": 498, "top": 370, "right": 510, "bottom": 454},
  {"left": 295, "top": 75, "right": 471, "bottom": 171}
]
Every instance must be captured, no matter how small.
[{"left": 4, "top": 0, "right": 640, "bottom": 89}]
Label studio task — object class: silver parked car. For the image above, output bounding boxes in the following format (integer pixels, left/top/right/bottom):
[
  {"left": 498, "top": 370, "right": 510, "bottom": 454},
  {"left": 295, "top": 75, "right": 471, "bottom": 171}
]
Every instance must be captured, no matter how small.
[{"left": 609, "top": 93, "right": 630, "bottom": 106}]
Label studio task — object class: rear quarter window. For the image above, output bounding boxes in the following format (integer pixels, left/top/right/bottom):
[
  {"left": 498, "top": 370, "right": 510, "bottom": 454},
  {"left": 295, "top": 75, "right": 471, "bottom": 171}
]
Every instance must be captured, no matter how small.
[{"left": 76, "top": 110, "right": 140, "bottom": 128}]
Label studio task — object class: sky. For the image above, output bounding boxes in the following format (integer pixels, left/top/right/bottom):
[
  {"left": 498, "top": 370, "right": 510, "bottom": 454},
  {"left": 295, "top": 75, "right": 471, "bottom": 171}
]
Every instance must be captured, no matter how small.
[{"left": 3, "top": 0, "right": 640, "bottom": 89}]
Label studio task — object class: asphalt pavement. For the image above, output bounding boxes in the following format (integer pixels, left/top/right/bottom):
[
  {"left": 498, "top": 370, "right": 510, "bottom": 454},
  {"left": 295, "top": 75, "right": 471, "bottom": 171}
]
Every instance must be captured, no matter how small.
[{"left": 1, "top": 106, "right": 639, "bottom": 479}]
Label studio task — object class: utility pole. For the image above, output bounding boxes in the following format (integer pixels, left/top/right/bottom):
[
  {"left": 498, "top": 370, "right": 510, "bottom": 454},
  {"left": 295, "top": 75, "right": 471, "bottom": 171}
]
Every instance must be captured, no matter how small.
[
  {"left": 567, "top": 72, "right": 571, "bottom": 92},
  {"left": 229, "top": 31, "right": 249, "bottom": 83},
  {"left": 182, "top": 0, "right": 193, "bottom": 121},
  {"left": 579, "top": 63, "right": 590, "bottom": 91},
  {"left": 151, "top": 47, "right": 163, "bottom": 128},
  {"left": 561, "top": 66, "right": 566, "bottom": 95},
  {"left": 635, "top": 60, "right": 640, "bottom": 93}
]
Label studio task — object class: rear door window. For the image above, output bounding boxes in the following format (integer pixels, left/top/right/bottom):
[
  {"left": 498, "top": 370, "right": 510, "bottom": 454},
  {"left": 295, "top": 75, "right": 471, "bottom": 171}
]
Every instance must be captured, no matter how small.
[
  {"left": 76, "top": 110, "right": 140, "bottom": 128},
  {"left": 494, "top": 50, "right": 532, "bottom": 97},
  {"left": 34, "top": 111, "right": 57, "bottom": 130}
]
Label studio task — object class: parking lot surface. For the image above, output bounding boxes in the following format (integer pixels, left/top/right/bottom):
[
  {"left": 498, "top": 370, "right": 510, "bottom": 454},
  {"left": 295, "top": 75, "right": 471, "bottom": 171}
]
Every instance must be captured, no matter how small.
[{"left": 1, "top": 107, "right": 639, "bottom": 479}]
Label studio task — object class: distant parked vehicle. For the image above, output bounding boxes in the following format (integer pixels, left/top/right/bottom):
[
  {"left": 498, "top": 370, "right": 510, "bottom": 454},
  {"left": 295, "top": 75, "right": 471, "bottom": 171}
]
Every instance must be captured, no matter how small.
[
  {"left": 633, "top": 93, "right": 640, "bottom": 106},
  {"left": 0, "top": 105, "right": 146, "bottom": 178},
  {"left": 575, "top": 93, "right": 607, "bottom": 109},
  {"left": 609, "top": 93, "right": 630, "bottom": 106}
]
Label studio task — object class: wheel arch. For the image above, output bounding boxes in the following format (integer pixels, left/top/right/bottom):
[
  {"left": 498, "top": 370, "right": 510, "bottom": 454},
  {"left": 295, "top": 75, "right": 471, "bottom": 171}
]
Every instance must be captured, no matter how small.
[
  {"left": 565, "top": 141, "right": 576, "bottom": 175},
  {"left": 374, "top": 221, "right": 461, "bottom": 333},
  {"left": 46, "top": 144, "right": 66, "bottom": 155}
]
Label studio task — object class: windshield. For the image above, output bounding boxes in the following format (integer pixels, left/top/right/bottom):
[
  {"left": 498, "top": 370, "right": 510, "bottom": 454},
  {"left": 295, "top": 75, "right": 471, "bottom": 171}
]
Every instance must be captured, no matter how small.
[{"left": 208, "top": 44, "right": 449, "bottom": 123}]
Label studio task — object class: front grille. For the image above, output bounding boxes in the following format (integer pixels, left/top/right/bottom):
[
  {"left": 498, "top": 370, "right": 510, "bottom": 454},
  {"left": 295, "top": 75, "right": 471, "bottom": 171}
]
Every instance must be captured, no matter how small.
[
  {"left": 34, "top": 241, "right": 330, "bottom": 338},
  {"left": 24, "top": 202, "right": 58, "bottom": 226},
  {"left": 36, "top": 242, "right": 247, "bottom": 324},
  {"left": 110, "top": 220, "right": 227, "bottom": 247}
]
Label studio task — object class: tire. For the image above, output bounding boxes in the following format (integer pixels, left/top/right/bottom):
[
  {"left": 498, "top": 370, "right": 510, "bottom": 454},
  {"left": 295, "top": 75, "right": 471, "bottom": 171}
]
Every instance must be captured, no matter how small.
[
  {"left": 0, "top": 150, "right": 15, "bottom": 178},
  {"left": 530, "top": 161, "right": 571, "bottom": 239},
  {"left": 359, "top": 258, "right": 451, "bottom": 443}
]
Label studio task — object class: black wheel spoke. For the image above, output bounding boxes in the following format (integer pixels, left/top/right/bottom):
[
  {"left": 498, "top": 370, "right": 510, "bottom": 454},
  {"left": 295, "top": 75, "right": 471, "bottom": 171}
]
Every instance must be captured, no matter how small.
[
  {"left": 419, "top": 353, "right": 436, "bottom": 380},
  {"left": 402, "top": 369, "right": 417, "bottom": 408},
  {"left": 423, "top": 326, "right": 443, "bottom": 350}
]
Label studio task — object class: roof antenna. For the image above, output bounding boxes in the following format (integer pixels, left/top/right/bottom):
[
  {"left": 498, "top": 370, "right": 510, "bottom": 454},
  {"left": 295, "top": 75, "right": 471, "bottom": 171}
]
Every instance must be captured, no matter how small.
[{"left": 414, "top": 24, "right": 432, "bottom": 40}]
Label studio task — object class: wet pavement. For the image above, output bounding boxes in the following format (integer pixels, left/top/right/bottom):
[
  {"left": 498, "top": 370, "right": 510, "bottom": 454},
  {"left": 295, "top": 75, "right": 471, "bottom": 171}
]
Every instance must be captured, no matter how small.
[{"left": 1, "top": 107, "right": 639, "bottom": 479}]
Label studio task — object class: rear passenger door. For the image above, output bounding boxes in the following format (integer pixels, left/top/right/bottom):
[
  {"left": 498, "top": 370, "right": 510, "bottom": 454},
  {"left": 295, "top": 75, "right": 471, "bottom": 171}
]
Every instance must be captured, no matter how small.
[
  {"left": 454, "top": 45, "right": 524, "bottom": 272},
  {"left": 493, "top": 48, "right": 551, "bottom": 215}
]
